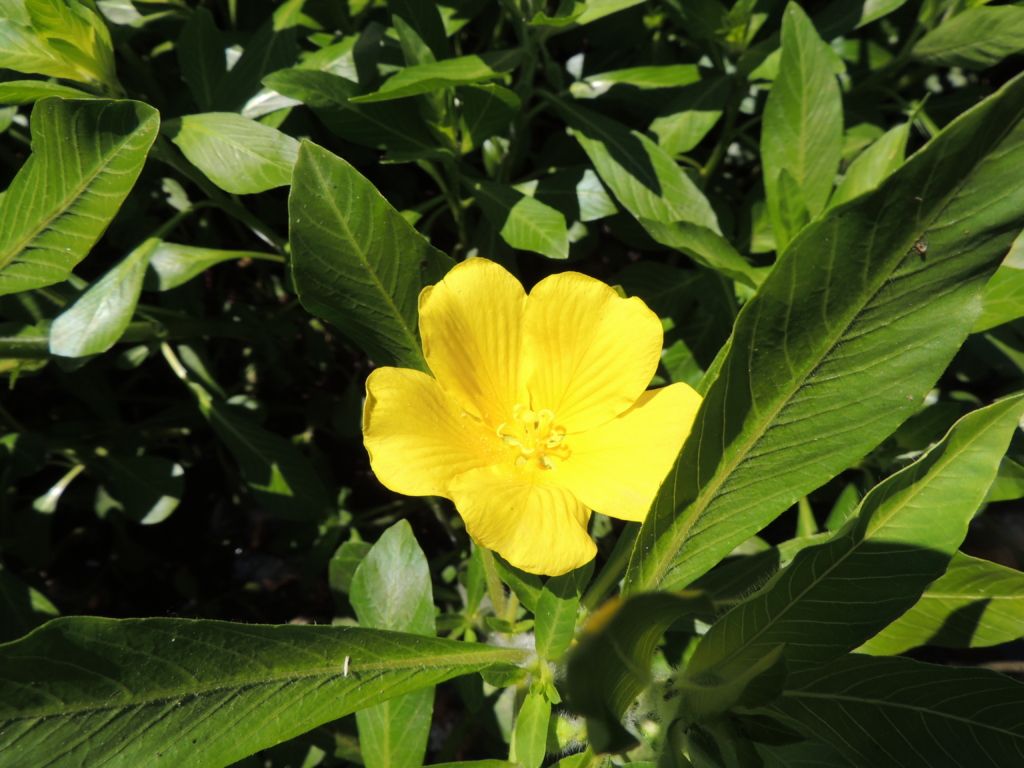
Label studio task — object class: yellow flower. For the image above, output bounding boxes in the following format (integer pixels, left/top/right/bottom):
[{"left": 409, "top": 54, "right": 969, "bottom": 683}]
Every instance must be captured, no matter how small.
[{"left": 362, "top": 258, "right": 701, "bottom": 576}]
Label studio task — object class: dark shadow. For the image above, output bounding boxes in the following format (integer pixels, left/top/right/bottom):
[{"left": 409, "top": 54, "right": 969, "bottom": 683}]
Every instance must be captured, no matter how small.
[{"left": 926, "top": 598, "right": 991, "bottom": 649}]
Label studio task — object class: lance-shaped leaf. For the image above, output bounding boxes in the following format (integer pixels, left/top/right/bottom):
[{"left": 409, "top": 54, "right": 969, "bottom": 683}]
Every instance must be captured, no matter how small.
[
  {"left": 351, "top": 49, "right": 523, "bottom": 103},
  {"left": 858, "top": 551, "right": 1024, "bottom": 655},
  {"left": 264, "top": 68, "right": 447, "bottom": 161},
  {"left": 761, "top": 3, "right": 842, "bottom": 251},
  {"left": 351, "top": 521, "right": 436, "bottom": 768},
  {"left": 167, "top": 113, "right": 300, "bottom": 194},
  {"left": 545, "top": 96, "right": 719, "bottom": 231},
  {"left": 144, "top": 242, "right": 283, "bottom": 291},
  {"left": 771, "top": 654, "right": 1024, "bottom": 768},
  {"left": 473, "top": 180, "right": 570, "bottom": 260},
  {"left": 0, "top": 98, "right": 159, "bottom": 296},
  {"left": 289, "top": 141, "right": 454, "bottom": 371},
  {"left": 914, "top": 6, "right": 1024, "bottom": 70},
  {"left": 0, "top": 80, "right": 93, "bottom": 104},
  {"left": 684, "top": 395, "right": 1024, "bottom": 683},
  {"left": 48, "top": 237, "right": 158, "bottom": 358},
  {"left": 0, "top": 616, "right": 528, "bottom": 768},
  {"left": 828, "top": 120, "right": 909, "bottom": 210},
  {"left": 975, "top": 235, "right": 1024, "bottom": 332},
  {"left": 649, "top": 76, "right": 732, "bottom": 156},
  {"left": 624, "top": 72, "right": 1024, "bottom": 596},
  {"left": 534, "top": 561, "right": 592, "bottom": 660}
]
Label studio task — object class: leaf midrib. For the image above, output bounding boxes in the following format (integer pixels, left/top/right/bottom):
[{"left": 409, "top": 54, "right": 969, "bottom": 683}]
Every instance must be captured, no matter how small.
[
  {"left": 638, "top": 113, "right": 1018, "bottom": 594},
  {"left": 0, "top": 110, "right": 154, "bottom": 272},
  {"left": 701, "top": 406, "right": 1005, "bottom": 673}
]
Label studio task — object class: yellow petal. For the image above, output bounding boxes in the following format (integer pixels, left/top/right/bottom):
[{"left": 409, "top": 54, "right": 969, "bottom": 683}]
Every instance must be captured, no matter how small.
[
  {"left": 419, "top": 258, "right": 527, "bottom": 428},
  {"left": 363, "top": 367, "right": 503, "bottom": 498},
  {"left": 522, "top": 271, "right": 663, "bottom": 432},
  {"left": 448, "top": 465, "right": 596, "bottom": 576},
  {"left": 553, "top": 383, "right": 702, "bottom": 521}
]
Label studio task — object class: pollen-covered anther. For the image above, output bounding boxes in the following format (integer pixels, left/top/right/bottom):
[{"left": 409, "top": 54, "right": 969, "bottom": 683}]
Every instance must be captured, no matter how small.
[{"left": 497, "top": 403, "right": 571, "bottom": 469}]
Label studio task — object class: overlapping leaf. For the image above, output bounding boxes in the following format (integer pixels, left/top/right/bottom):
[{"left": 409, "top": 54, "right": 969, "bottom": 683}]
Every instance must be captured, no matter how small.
[
  {"left": 626, "top": 72, "right": 1024, "bottom": 596},
  {"left": 0, "top": 617, "right": 528, "bottom": 768}
]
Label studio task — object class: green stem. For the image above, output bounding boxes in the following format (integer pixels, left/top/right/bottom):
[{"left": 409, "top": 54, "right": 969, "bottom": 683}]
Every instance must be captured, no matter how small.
[
  {"left": 480, "top": 547, "right": 509, "bottom": 618},
  {"left": 581, "top": 521, "right": 640, "bottom": 611}
]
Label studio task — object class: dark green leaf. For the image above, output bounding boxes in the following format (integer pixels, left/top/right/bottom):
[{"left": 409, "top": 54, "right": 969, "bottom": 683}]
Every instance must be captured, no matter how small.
[
  {"left": 458, "top": 84, "right": 520, "bottom": 151},
  {"left": 351, "top": 50, "right": 523, "bottom": 103},
  {"left": 0, "top": 80, "right": 93, "bottom": 104},
  {"left": 639, "top": 218, "right": 760, "bottom": 287},
  {"left": 167, "top": 113, "right": 300, "bottom": 194},
  {"left": 329, "top": 539, "right": 373, "bottom": 598},
  {"left": 625, "top": 72, "right": 1024, "bottom": 596},
  {"left": 565, "top": 591, "right": 712, "bottom": 753},
  {"left": 473, "top": 180, "right": 569, "bottom": 260},
  {"left": 547, "top": 97, "right": 719, "bottom": 230},
  {"left": 0, "top": 98, "right": 159, "bottom": 296},
  {"left": 212, "top": 19, "right": 297, "bottom": 112},
  {"left": 761, "top": 2, "right": 843, "bottom": 251},
  {"left": 772, "top": 654, "right": 1024, "bottom": 768},
  {"left": 493, "top": 553, "right": 543, "bottom": 613},
  {"left": 97, "top": 453, "right": 185, "bottom": 525},
  {"left": 144, "top": 242, "right": 283, "bottom": 291},
  {"left": 289, "top": 141, "right": 454, "bottom": 371},
  {"left": 858, "top": 551, "right": 1024, "bottom": 655},
  {"left": 914, "top": 6, "right": 1024, "bottom": 70},
  {"left": 48, "top": 237, "right": 157, "bottom": 358},
  {"left": 176, "top": 7, "right": 224, "bottom": 112},
  {"left": 387, "top": 0, "right": 451, "bottom": 61},
  {"left": 649, "top": 76, "right": 732, "bottom": 156},
  {"left": 351, "top": 521, "right": 435, "bottom": 768},
  {"left": 0, "top": 617, "right": 528, "bottom": 768},
  {"left": 264, "top": 68, "right": 447, "bottom": 160},
  {"left": 828, "top": 121, "right": 909, "bottom": 209},
  {"left": 0, "top": 563, "right": 58, "bottom": 644},
  {"left": 685, "top": 395, "right": 1024, "bottom": 681},
  {"left": 534, "top": 561, "right": 592, "bottom": 660}
]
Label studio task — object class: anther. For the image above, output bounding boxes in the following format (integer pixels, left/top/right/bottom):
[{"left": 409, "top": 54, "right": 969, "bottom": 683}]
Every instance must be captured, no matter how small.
[{"left": 539, "top": 455, "right": 556, "bottom": 470}]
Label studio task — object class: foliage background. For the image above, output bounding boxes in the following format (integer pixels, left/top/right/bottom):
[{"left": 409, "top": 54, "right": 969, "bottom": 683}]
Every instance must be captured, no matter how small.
[{"left": 3, "top": 0, "right": 1024, "bottom": 766}]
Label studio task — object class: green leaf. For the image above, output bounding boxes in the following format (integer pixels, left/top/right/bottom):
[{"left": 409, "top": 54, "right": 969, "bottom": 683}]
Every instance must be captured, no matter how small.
[
  {"left": 96, "top": 453, "right": 184, "bottom": 525},
  {"left": 211, "top": 19, "right": 296, "bottom": 112},
  {"left": 167, "top": 113, "right": 299, "bottom": 195},
  {"left": 570, "top": 64, "right": 701, "bottom": 98},
  {"left": 0, "top": 79, "right": 93, "bottom": 104},
  {"left": 350, "top": 50, "right": 523, "bottom": 103},
  {"left": 48, "top": 237, "right": 157, "bottom": 358},
  {"left": 675, "top": 644, "right": 788, "bottom": 727},
  {"left": 534, "top": 561, "right": 592, "bottom": 660},
  {"left": 0, "top": 616, "right": 528, "bottom": 768},
  {"left": 685, "top": 395, "right": 1024, "bottom": 682},
  {"left": 458, "top": 83, "right": 520, "bottom": 152},
  {"left": 761, "top": 2, "right": 843, "bottom": 251},
  {"left": 0, "top": 98, "right": 159, "bottom": 296},
  {"left": 473, "top": 180, "right": 570, "bottom": 260},
  {"left": 638, "top": 218, "right": 760, "bottom": 288},
  {"left": 828, "top": 120, "right": 909, "bottom": 209},
  {"left": 575, "top": 0, "right": 646, "bottom": 26},
  {"left": 975, "top": 259, "right": 1024, "bottom": 333},
  {"left": 513, "top": 690, "right": 551, "bottom": 768},
  {"left": 289, "top": 141, "right": 454, "bottom": 371},
  {"left": 351, "top": 521, "right": 435, "bottom": 768},
  {"left": 493, "top": 553, "right": 543, "bottom": 613},
  {"left": 858, "top": 551, "right": 1024, "bottom": 655},
  {"left": 264, "top": 68, "right": 447, "bottom": 161},
  {"left": 176, "top": 7, "right": 224, "bottom": 112},
  {"left": 565, "top": 591, "right": 712, "bottom": 753},
  {"left": 329, "top": 539, "right": 373, "bottom": 598},
  {"left": 624, "top": 72, "right": 1024, "bottom": 596},
  {"left": 986, "top": 455, "right": 1024, "bottom": 502},
  {"left": 0, "top": 562, "right": 58, "bottom": 644},
  {"left": 914, "top": 6, "right": 1024, "bottom": 70},
  {"left": 386, "top": 0, "right": 451, "bottom": 61},
  {"left": 144, "top": 242, "right": 283, "bottom": 291},
  {"left": 20, "top": 0, "right": 118, "bottom": 90},
  {"left": 189, "top": 385, "right": 333, "bottom": 521},
  {"left": 772, "top": 654, "right": 1024, "bottom": 768},
  {"left": 546, "top": 96, "right": 719, "bottom": 230},
  {"left": 649, "top": 76, "right": 732, "bottom": 156}
]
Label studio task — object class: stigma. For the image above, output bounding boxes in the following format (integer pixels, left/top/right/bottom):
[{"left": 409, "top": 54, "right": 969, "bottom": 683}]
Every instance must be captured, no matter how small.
[{"left": 496, "top": 404, "right": 570, "bottom": 469}]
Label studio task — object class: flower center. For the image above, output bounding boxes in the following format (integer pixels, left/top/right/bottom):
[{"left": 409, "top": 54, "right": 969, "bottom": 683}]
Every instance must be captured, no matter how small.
[{"left": 497, "top": 404, "right": 570, "bottom": 470}]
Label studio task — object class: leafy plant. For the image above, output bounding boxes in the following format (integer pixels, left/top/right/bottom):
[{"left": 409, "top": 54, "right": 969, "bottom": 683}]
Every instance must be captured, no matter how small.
[{"left": 2, "top": 1, "right": 1024, "bottom": 767}]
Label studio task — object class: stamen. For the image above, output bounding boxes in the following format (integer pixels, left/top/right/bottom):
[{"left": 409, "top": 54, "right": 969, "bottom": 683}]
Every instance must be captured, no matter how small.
[
  {"left": 515, "top": 456, "right": 528, "bottom": 467},
  {"left": 502, "top": 435, "right": 522, "bottom": 446},
  {"left": 539, "top": 455, "right": 556, "bottom": 470}
]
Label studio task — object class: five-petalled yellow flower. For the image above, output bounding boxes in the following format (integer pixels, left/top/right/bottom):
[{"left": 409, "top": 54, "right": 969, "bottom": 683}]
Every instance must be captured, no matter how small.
[{"left": 362, "top": 258, "right": 702, "bottom": 576}]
